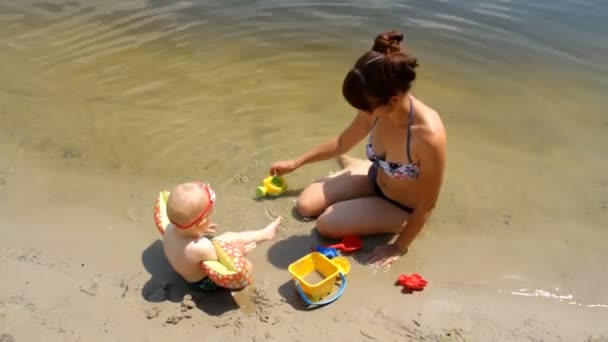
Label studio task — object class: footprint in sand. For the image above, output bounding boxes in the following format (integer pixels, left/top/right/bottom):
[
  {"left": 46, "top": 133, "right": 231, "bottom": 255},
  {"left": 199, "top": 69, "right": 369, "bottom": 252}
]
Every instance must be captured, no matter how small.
[
  {"left": 252, "top": 288, "right": 282, "bottom": 325},
  {"left": 145, "top": 306, "right": 161, "bottom": 319},
  {"left": 165, "top": 316, "right": 184, "bottom": 325},
  {"left": 233, "top": 173, "right": 251, "bottom": 183},
  {"left": 79, "top": 278, "right": 99, "bottom": 297},
  {"left": 0, "top": 333, "right": 15, "bottom": 342}
]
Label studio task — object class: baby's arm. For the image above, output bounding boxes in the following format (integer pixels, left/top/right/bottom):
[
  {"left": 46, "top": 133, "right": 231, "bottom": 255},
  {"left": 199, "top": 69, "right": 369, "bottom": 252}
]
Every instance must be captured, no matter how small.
[{"left": 186, "top": 237, "right": 218, "bottom": 263}]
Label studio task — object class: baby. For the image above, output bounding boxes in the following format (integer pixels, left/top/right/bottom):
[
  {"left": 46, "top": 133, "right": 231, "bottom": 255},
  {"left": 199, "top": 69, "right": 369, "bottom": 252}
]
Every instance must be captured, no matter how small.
[{"left": 162, "top": 181, "right": 282, "bottom": 287}]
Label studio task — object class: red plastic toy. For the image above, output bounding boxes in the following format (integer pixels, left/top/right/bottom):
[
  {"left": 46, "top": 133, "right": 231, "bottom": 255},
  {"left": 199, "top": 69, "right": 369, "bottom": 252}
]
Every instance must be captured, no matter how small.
[
  {"left": 397, "top": 274, "right": 428, "bottom": 291},
  {"left": 324, "top": 236, "right": 363, "bottom": 253}
]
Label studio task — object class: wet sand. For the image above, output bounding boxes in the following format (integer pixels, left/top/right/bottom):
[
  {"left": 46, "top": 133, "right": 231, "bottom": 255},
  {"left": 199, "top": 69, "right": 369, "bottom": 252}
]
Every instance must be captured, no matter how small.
[{"left": 1, "top": 144, "right": 607, "bottom": 341}]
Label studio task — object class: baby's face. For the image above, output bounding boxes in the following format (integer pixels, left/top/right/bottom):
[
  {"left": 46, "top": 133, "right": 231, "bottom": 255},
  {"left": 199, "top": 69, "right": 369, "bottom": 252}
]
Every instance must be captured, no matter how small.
[{"left": 193, "top": 206, "right": 214, "bottom": 234}]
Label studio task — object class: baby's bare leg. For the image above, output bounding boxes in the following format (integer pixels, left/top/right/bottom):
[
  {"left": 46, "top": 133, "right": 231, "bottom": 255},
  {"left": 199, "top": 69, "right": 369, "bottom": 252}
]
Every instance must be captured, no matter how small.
[{"left": 215, "top": 217, "right": 282, "bottom": 249}]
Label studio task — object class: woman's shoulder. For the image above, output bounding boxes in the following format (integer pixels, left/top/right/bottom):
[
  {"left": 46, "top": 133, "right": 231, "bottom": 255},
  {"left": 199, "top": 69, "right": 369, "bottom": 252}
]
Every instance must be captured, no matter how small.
[{"left": 412, "top": 96, "right": 445, "bottom": 145}]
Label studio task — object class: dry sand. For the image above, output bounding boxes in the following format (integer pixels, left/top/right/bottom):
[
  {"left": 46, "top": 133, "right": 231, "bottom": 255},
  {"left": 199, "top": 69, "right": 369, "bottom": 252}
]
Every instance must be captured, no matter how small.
[{"left": 1, "top": 147, "right": 607, "bottom": 342}]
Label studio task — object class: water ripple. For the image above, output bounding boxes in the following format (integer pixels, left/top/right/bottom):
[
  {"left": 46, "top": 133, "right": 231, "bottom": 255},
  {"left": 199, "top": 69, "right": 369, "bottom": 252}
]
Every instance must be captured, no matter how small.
[
  {"left": 502, "top": 288, "right": 608, "bottom": 310},
  {"left": 0, "top": 0, "right": 606, "bottom": 212}
]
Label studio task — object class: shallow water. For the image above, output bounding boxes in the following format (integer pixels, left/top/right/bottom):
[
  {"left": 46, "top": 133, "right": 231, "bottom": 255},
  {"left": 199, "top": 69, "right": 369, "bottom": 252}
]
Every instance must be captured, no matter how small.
[{"left": 1, "top": 0, "right": 607, "bottom": 313}]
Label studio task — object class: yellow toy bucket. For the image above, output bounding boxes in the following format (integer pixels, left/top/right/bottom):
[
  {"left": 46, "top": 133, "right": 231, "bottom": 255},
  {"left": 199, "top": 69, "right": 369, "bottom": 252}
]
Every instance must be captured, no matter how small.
[{"left": 288, "top": 252, "right": 348, "bottom": 306}]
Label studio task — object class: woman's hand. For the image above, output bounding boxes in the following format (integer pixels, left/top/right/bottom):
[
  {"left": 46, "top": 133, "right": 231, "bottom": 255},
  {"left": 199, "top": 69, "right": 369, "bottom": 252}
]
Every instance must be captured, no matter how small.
[
  {"left": 269, "top": 160, "right": 298, "bottom": 176},
  {"left": 367, "top": 244, "right": 406, "bottom": 266}
]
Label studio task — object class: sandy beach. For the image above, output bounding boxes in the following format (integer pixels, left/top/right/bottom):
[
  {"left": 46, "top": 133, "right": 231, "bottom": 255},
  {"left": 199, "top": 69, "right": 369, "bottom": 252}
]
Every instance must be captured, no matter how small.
[{"left": 1, "top": 145, "right": 607, "bottom": 341}]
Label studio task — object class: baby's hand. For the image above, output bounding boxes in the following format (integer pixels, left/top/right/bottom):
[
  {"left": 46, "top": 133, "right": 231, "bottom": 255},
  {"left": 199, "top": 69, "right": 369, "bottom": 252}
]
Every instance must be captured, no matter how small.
[{"left": 206, "top": 223, "right": 218, "bottom": 234}]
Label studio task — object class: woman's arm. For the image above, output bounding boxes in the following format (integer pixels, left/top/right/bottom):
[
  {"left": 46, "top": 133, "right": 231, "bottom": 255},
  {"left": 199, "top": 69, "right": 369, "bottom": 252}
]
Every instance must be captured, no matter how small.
[
  {"left": 295, "top": 111, "right": 373, "bottom": 168},
  {"left": 271, "top": 111, "right": 373, "bottom": 175},
  {"left": 367, "top": 130, "right": 446, "bottom": 266},
  {"left": 394, "top": 132, "right": 446, "bottom": 252}
]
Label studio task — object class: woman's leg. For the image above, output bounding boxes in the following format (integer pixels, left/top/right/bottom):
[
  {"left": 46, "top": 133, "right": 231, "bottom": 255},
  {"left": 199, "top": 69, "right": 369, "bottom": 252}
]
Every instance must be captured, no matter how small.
[
  {"left": 296, "top": 155, "right": 374, "bottom": 217},
  {"left": 316, "top": 197, "right": 410, "bottom": 238}
]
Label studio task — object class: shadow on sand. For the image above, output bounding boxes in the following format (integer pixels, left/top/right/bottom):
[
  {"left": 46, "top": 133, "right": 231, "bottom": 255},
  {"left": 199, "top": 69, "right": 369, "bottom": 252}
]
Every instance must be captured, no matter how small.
[
  {"left": 251, "top": 188, "right": 303, "bottom": 203},
  {"left": 140, "top": 239, "right": 240, "bottom": 316},
  {"left": 141, "top": 199, "right": 395, "bottom": 315},
  {"left": 266, "top": 227, "right": 394, "bottom": 310}
]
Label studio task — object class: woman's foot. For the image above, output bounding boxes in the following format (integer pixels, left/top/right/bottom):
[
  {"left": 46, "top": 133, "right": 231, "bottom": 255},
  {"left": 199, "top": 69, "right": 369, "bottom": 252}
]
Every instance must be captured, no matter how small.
[
  {"left": 262, "top": 216, "right": 283, "bottom": 240},
  {"left": 337, "top": 154, "right": 366, "bottom": 169}
]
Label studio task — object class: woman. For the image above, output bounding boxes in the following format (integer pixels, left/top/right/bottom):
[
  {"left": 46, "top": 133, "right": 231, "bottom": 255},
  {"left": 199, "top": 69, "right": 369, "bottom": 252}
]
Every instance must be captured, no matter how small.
[{"left": 269, "top": 31, "right": 446, "bottom": 266}]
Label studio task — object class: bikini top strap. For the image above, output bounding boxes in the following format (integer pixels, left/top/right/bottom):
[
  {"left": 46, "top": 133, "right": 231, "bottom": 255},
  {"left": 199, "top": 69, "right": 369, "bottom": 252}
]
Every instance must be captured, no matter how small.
[
  {"left": 369, "top": 116, "right": 380, "bottom": 141},
  {"left": 406, "top": 97, "right": 414, "bottom": 163}
]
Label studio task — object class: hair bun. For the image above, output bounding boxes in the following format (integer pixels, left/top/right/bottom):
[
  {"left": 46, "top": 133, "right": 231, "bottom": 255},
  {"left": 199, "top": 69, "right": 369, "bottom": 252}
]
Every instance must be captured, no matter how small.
[
  {"left": 405, "top": 56, "right": 419, "bottom": 70},
  {"left": 372, "top": 30, "right": 404, "bottom": 54}
]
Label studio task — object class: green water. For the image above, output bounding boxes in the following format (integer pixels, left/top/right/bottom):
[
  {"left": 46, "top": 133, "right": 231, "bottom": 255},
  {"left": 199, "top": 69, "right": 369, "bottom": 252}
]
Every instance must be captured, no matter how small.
[{"left": 0, "top": 0, "right": 607, "bottom": 310}]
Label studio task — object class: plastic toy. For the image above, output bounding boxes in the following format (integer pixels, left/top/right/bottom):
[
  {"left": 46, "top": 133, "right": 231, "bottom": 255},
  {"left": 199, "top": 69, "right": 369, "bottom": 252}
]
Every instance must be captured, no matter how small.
[
  {"left": 256, "top": 176, "right": 287, "bottom": 197},
  {"left": 331, "top": 256, "right": 351, "bottom": 275},
  {"left": 153, "top": 189, "right": 172, "bottom": 236},
  {"left": 324, "top": 236, "right": 363, "bottom": 253},
  {"left": 397, "top": 274, "right": 428, "bottom": 291},
  {"left": 288, "top": 252, "right": 349, "bottom": 306},
  {"left": 154, "top": 190, "right": 253, "bottom": 290},
  {"left": 314, "top": 246, "right": 339, "bottom": 259}
]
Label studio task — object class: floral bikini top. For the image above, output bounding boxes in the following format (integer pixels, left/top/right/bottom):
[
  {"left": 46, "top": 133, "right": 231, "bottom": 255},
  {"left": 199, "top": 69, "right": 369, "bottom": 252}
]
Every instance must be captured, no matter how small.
[{"left": 365, "top": 97, "right": 420, "bottom": 180}]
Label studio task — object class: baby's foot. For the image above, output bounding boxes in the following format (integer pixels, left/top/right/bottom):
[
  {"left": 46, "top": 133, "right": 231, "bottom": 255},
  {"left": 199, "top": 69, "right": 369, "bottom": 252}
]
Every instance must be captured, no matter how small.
[{"left": 263, "top": 216, "right": 282, "bottom": 240}]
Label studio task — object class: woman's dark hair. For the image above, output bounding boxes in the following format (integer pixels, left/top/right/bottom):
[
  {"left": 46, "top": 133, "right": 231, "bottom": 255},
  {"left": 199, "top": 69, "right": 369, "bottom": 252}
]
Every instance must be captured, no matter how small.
[{"left": 342, "top": 30, "right": 419, "bottom": 112}]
